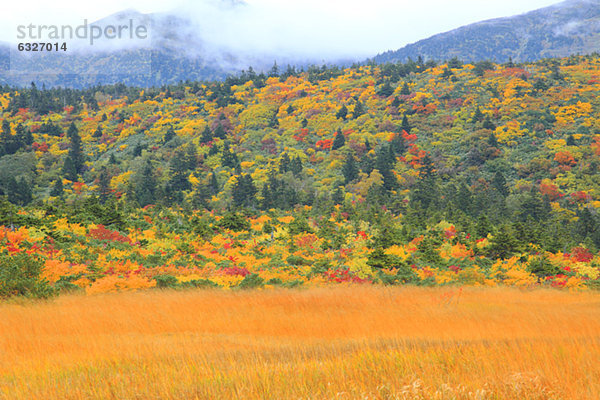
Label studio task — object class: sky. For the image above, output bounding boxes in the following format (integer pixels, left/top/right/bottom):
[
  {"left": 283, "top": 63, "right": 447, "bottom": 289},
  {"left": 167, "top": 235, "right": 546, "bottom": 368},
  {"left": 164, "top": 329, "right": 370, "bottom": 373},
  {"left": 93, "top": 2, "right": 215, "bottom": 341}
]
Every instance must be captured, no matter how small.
[{"left": 1, "top": 0, "right": 564, "bottom": 58}]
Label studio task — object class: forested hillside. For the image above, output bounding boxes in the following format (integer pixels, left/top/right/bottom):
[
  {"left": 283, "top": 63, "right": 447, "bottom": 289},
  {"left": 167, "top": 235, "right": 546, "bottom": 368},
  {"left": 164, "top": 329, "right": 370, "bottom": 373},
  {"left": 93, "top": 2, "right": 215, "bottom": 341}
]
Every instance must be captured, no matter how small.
[{"left": 1, "top": 54, "right": 600, "bottom": 296}]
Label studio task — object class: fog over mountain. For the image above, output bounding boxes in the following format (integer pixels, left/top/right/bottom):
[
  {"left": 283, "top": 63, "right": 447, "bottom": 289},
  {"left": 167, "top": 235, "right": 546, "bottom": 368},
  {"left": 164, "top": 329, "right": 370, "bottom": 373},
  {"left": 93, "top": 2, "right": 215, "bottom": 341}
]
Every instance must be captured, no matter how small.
[{"left": 3, "top": 0, "right": 596, "bottom": 87}]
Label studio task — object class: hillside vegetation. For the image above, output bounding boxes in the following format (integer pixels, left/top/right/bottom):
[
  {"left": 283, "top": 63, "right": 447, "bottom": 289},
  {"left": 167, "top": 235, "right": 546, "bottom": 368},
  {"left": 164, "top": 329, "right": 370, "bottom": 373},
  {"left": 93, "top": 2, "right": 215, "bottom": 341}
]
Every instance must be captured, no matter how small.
[{"left": 1, "top": 55, "right": 600, "bottom": 294}]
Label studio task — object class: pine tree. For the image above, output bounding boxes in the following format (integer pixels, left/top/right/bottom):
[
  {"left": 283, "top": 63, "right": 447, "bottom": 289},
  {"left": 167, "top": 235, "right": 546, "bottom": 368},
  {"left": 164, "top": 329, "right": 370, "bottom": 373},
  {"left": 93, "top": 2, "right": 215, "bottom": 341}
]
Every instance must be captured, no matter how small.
[
  {"left": 400, "top": 82, "right": 410, "bottom": 95},
  {"left": 377, "top": 82, "right": 394, "bottom": 97},
  {"left": 336, "top": 105, "right": 348, "bottom": 120},
  {"left": 210, "top": 171, "right": 219, "bottom": 195},
  {"left": 455, "top": 183, "right": 472, "bottom": 214},
  {"left": 269, "top": 61, "right": 279, "bottom": 77},
  {"left": 135, "top": 160, "right": 156, "bottom": 207},
  {"left": 475, "top": 214, "right": 493, "bottom": 238},
  {"left": 169, "top": 150, "right": 192, "bottom": 192},
  {"left": 390, "top": 132, "right": 406, "bottom": 155},
  {"left": 352, "top": 101, "right": 365, "bottom": 118},
  {"left": 332, "top": 130, "right": 346, "bottom": 150},
  {"left": 260, "top": 183, "right": 274, "bottom": 210},
  {"left": 6, "top": 177, "right": 31, "bottom": 206},
  {"left": 472, "top": 106, "right": 484, "bottom": 123},
  {"left": 488, "top": 225, "right": 520, "bottom": 259},
  {"left": 213, "top": 124, "right": 227, "bottom": 139},
  {"left": 1, "top": 120, "right": 11, "bottom": 155},
  {"left": 483, "top": 117, "right": 496, "bottom": 131},
  {"left": 163, "top": 126, "right": 176, "bottom": 143},
  {"left": 93, "top": 126, "right": 103, "bottom": 138},
  {"left": 401, "top": 114, "right": 411, "bottom": 133},
  {"left": 278, "top": 153, "right": 290, "bottom": 173},
  {"left": 290, "top": 156, "right": 303, "bottom": 176},
  {"left": 16, "top": 123, "right": 32, "bottom": 146},
  {"left": 342, "top": 153, "right": 358, "bottom": 184},
  {"left": 50, "top": 178, "right": 63, "bottom": 197},
  {"left": 65, "top": 122, "right": 84, "bottom": 179},
  {"left": 183, "top": 145, "right": 198, "bottom": 170},
  {"left": 62, "top": 156, "right": 77, "bottom": 181},
  {"left": 492, "top": 171, "right": 509, "bottom": 197},
  {"left": 97, "top": 167, "right": 112, "bottom": 204},
  {"left": 200, "top": 126, "right": 212, "bottom": 144},
  {"left": 232, "top": 174, "right": 257, "bottom": 208},
  {"left": 375, "top": 145, "right": 397, "bottom": 191},
  {"left": 331, "top": 186, "right": 345, "bottom": 205},
  {"left": 221, "top": 142, "right": 240, "bottom": 169}
]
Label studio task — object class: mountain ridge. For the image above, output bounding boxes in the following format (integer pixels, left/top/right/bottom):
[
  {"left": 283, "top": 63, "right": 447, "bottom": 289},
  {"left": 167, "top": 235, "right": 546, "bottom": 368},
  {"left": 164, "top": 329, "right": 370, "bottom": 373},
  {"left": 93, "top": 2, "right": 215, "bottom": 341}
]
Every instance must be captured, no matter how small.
[{"left": 373, "top": 0, "right": 600, "bottom": 64}]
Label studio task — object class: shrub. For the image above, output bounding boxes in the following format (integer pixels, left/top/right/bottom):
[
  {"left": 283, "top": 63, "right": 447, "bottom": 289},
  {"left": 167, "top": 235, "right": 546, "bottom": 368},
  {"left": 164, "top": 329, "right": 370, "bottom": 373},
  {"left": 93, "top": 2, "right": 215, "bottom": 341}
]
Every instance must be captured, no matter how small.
[
  {"left": 0, "top": 252, "right": 55, "bottom": 299},
  {"left": 217, "top": 212, "right": 250, "bottom": 232},
  {"left": 527, "top": 256, "right": 561, "bottom": 278},
  {"left": 238, "top": 273, "right": 264, "bottom": 289},
  {"left": 153, "top": 274, "right": 179, "bottom": 289}
]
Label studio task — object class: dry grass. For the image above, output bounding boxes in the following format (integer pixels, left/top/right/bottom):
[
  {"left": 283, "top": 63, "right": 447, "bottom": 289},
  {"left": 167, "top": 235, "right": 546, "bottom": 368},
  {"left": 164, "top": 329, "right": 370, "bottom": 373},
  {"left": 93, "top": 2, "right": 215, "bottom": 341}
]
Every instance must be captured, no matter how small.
[{"left": 0, "top": 286, "right": 599, "bottom": 399}]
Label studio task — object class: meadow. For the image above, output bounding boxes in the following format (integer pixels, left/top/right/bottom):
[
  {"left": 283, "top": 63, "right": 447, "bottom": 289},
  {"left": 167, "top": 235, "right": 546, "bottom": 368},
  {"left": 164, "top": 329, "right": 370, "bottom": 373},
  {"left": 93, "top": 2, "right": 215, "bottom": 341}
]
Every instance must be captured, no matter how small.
[{"left": 1, "top": 286, "right": 598, "bottom": 399}]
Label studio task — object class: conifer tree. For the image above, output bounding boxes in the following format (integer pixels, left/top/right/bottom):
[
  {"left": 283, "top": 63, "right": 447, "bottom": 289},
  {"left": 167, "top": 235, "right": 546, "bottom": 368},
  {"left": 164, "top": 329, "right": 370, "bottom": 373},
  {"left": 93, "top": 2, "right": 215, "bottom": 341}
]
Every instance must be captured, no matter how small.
[
  {"left": 342, "top": 153, "right": 358, "bottom": 184},
  {"left": 332, "top": 130, "right": 346, "bottom": 150}
]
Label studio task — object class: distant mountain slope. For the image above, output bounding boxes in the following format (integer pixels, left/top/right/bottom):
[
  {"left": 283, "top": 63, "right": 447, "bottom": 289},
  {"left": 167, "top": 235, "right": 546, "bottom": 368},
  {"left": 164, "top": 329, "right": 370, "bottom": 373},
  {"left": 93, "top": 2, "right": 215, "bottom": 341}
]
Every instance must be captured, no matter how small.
[
  {"left": 0, "top": 5, "right": 340, "bottom": 88},
  {"left": 374, "top": 0, "right": 600, "bottom": 64}
]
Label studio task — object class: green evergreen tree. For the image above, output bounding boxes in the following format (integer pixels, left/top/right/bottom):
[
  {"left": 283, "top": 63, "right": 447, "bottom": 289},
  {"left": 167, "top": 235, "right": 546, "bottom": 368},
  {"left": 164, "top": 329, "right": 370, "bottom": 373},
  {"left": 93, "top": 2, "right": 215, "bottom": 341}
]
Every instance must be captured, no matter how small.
[
  {"left": 200, "top": 126, "right": 212, "bottom": 144},
  {"left": 62, "top": 156, "right": 77, "bottom": 181},
  {"left": 279, "top": 153, "right": 291, "bottom": 173},
  {"left": 213, "top": 124, "right": 227, "bottom": 139},
  {"left": 483, "top": 117, "right": 496, "bottom": 131},
  {"left": 492, "top": 171, "right": 509, "bottom": 197},
  {"left": 290, "top": 156, "right": 303, "bottom": 176},
  {"left": 335, "top": 105, "right": 348, "bottom": 120},
  {"left": 472, "top": 106, "right": 484, "bottom": 123},
  {"left": 50, "top": 178, "right": 63, "bottom": 197},
  {"left": 97, "top": 167, "right": 112, "bottom": 204},
  {"left": 342, "top": 153, "right": 358, "bottom": 184},
  {"left": 135, "top": 161, "right": 157, "bottom": 207},
  {"left": 232, "top": 174, "right": 257, "bottom": 208},
  {"left": 331, "top": 186, "right": 345, "bottom": 205},
  {"left": 487, "top": 225, "right": 520, "bottom": 259},
  {"left": 93, "top": 126, "right": 103, "bottom": 138},
  {"left": 401, "top": 114, "right": 411, "bottom": 133},
  {"left": 210, "top": 171, "right": 220, "bottom": 195},
  {"left": 163, "top": 126, "right": 176, "bottom": 143},
  {"left": 377, "top": 81, "right": 394, "bottom": 97},
  {"left": 221, "top": 142, "right": 240, "bottom": 169},
  {"left": 352, "top": 101, "right": 365, "bottom": 118},
  {"left": 332, "top": 130, "right": 346, "bottom": 150},
  {"left": 400, "top": 82, "right": 410, "bottom": 95},
  {"left": 64, "top": 122, "right": 84, "bottom": 179}
]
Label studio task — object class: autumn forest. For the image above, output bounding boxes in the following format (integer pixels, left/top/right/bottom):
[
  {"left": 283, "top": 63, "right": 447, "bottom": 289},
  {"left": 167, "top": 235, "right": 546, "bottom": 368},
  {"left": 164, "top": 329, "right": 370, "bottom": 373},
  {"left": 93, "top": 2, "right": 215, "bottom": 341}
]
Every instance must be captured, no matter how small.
[{"left": 1, "top": 55, "right": 600, "bottom": 295}]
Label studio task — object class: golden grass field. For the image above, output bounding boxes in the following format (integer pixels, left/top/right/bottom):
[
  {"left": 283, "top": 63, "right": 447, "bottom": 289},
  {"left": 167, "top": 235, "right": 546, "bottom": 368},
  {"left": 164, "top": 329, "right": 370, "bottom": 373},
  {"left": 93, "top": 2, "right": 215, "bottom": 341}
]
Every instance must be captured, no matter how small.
[{"left": 0, "top": 286, "right": 599, "bottom": 400}]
